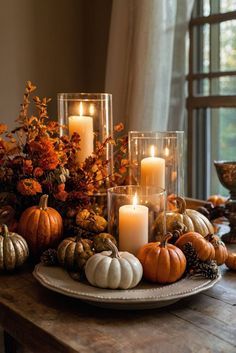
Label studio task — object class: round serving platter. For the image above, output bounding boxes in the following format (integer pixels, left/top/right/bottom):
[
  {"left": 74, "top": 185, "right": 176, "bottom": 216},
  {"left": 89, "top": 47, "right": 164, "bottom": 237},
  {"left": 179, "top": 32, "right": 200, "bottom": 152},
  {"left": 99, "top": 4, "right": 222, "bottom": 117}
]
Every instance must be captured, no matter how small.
[{"left": 33, "top": 263, "right": 221, "bottom": 310}]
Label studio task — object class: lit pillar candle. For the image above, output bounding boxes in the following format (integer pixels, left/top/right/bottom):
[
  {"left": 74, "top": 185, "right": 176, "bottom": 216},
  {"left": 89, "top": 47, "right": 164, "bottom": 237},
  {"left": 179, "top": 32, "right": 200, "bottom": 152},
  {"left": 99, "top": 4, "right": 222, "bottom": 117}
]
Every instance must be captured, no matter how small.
[
  {"left": 68, "top": 102, "right": 93, "bottom": 163},
  {"left": 119, "top": 193, "right": 148, "bottom": 255},
  {"left": 141, "top": 145, "right": 165, "bottom": 189}
]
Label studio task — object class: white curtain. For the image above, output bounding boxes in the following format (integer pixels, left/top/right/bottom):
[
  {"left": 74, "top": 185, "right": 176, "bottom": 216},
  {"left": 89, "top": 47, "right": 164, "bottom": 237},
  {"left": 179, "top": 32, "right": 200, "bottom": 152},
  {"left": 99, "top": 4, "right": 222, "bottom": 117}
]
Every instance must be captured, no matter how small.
[{"left": 105, "top": 0, "right": 194, "bottom": 131}]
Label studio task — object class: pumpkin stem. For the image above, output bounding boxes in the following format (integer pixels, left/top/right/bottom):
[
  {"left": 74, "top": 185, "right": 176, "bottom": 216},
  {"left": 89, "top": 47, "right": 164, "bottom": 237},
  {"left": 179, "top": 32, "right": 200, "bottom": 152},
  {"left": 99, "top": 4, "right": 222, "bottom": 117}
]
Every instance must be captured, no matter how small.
[
  {"left": 206, "top": 233, "right": 214, "bottom": 242},
  {"left": 1, "top": 224, "right": 9, "bottom": 237},
  {"left": 176, "top": 196, "right": 187, "bottom": 214},
  {"left": 160, "top": 232, "right": 173, "bottom": 247},
  {"left": 206, "top": 233, "right": 221, "bottom": 247},
  {"left": 105, "top": 239, "right": 121, "bottom": 258},
  {"left": 39, "top": 194, "right": 49, "bottom": 210}
]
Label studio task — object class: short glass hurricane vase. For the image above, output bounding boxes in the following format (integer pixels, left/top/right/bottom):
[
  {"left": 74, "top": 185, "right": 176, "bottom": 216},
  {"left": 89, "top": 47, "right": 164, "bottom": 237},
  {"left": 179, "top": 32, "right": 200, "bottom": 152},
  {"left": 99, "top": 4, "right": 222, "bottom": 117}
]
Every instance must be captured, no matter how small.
[
  {"left": 57, "top": 93, "right": 113, "bottom": 168},
  {"left": 107, "top": 185, "right": 166, "bottom": 255},
  {"left": 128, "top": 131, "right": 184, "bottom": 205}
]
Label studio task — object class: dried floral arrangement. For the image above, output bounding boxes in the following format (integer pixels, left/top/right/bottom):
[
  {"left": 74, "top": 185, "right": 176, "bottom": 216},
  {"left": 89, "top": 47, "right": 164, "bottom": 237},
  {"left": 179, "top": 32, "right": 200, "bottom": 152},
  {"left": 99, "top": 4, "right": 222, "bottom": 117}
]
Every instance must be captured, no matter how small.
[{"left": 0, "top": 81, "right": 128, "bottom": 223}]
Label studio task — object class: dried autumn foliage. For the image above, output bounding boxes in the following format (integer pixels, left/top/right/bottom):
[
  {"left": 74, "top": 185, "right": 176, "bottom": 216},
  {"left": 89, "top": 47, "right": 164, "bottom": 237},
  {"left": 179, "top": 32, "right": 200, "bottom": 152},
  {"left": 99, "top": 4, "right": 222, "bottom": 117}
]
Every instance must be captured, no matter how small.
[{"left": 0, "top": 81, "right": 127, "bottom": 217}]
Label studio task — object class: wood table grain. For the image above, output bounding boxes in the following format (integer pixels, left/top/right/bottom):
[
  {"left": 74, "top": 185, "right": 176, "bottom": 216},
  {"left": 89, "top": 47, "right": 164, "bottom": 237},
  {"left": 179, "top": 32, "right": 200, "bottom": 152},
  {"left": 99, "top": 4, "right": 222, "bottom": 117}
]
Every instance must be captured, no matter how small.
[{"left": 0, "top": 243, "right": 236, "bottom": 353}]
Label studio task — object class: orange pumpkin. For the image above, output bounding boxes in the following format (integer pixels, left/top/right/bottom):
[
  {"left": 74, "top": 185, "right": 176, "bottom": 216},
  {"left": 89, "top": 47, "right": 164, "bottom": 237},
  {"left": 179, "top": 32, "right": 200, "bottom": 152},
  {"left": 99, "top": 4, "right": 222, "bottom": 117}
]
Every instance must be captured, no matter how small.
[
  {"left": 176, "top": 232, "right": 215, "bottom": 261},
  {"left": 225, "top": 252, "right": 236, "bottom": 270},
  {"left": 207, "top": 195, "right": 227, "bottom": 206},
  {"left": 206, "top": 234, "right": 228, "bottom": 265},
  {"left": 18, "top": 194, "right": 63, "bottom": 257},
  {"left": 137, "top": 234, "right": 186, "bottom": 284}
]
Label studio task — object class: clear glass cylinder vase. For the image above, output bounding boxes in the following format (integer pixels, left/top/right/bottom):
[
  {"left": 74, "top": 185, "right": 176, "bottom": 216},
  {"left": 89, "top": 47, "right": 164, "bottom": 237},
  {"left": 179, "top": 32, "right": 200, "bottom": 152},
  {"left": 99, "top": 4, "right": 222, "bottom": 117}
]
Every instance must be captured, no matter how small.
[
  {"left": 107, "top": 185, "right": 166, "bottom": 254},
  {"left": 57, "top": 93, "right": 113, "bottom": 166},
  {"left": 128, "top": 131, "right": 184, "bottom": 200}
]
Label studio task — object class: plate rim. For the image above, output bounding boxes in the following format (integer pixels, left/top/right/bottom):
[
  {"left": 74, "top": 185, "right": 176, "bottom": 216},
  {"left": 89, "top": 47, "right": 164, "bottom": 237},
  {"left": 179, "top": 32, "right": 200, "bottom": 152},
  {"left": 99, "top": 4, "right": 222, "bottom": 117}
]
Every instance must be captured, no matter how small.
[{"left": 33, "top": 263, "right": 221, "bottom": 305}]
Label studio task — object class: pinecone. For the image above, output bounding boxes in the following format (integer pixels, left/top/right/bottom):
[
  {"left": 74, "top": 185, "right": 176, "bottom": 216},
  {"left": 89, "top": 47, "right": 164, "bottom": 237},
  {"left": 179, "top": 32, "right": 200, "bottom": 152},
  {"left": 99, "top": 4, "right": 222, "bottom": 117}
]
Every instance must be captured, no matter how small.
[
  {"left": 182, "top": 242, "right": 219, "bottom": 280},
  {"left": 40, "top": 249, "right": 58, "bottom": 266},
  {"left": 182, "top": 242, "right": 199, "bottom": 269},
  {"left": 194, "top": 260, "right": 219, "bottom": 280}
]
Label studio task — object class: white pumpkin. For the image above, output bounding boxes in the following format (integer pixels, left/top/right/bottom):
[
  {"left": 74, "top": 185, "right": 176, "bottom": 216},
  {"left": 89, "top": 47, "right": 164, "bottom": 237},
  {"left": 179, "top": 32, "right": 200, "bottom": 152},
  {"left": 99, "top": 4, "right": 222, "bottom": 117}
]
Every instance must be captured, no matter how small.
[{"left": 85, "top": 240, "right": 143, "bottom": 289}]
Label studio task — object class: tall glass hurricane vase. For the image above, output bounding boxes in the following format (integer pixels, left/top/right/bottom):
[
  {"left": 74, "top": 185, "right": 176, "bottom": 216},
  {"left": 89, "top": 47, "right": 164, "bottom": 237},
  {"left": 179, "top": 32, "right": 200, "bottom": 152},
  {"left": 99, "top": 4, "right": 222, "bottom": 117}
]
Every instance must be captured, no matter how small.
[
  {"left": 128, "top": 131, "right": 184, "bottom": 199},
  {"left": 57, "top": 93, "right": 113, "bottom": 168}
]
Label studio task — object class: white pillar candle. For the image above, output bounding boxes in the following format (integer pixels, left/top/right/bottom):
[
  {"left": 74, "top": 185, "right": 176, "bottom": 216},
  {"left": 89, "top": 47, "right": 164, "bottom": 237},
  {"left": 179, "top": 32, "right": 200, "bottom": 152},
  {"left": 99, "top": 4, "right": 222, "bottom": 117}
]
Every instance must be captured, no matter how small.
[
  {"left": 68, "top": 102, "right": 93, "bottom": 163},
  {"left": 141, "top": 145, "right": 165, "bottom": 189},
  {"left": 119, "top": 194, "right": 148, "bottom": 255}
]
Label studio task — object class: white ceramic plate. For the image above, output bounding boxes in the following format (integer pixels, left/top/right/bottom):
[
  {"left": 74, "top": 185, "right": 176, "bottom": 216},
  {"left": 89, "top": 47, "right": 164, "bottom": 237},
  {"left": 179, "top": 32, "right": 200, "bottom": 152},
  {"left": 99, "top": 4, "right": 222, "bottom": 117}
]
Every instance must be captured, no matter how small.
[{"left": 33, "top": 263, "right": 221, "bottom": 310}]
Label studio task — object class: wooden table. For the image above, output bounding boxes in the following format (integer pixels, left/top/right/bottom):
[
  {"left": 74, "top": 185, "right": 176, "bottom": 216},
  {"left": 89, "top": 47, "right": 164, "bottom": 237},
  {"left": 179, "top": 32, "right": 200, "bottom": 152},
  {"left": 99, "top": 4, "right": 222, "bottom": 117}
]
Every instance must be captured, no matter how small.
[{"left": 0, "top": 246, "right": 236, "bottom": 353}]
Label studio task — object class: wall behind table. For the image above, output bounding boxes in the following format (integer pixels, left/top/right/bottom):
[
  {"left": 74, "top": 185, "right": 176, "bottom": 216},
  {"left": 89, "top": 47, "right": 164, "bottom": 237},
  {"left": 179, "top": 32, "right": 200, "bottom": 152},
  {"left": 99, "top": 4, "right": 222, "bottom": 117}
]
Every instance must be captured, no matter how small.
[{"left": 0, "top": 0, "right": 112, "bottom": 130}]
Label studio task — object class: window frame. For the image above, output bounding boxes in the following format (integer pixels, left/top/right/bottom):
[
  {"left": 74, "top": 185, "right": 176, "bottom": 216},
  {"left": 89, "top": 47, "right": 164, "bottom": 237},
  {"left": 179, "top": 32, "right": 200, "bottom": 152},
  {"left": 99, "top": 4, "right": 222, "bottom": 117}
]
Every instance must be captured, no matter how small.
[{"left": 187, "top": 2, "right": 236, "bottom": 198}]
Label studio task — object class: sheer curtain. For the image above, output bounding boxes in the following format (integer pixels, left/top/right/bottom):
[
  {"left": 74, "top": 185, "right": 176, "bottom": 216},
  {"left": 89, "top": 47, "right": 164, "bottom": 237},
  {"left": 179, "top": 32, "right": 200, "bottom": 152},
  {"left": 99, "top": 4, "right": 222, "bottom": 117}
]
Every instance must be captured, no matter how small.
[{"left": 105, "top": 0, "right": 194, "bottom": 131}]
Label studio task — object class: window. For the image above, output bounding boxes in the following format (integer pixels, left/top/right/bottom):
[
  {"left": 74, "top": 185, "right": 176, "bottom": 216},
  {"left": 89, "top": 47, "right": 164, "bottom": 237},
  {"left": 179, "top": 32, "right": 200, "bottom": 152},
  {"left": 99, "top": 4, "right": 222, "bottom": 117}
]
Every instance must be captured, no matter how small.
[{"left": 187, "top": 0, "right": 236, "bottom": 199}]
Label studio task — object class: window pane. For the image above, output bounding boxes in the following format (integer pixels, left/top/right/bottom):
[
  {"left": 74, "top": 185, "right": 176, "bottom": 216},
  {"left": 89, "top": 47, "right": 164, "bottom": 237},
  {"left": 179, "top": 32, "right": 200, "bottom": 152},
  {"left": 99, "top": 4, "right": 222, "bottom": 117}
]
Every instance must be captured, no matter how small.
[
  {"left": 211, "top": 108, "right": 236, "bottom": 195},
  {"left": 204, "top": 0, "right": 210, "bottom": 16},
  {"left": 193, "top": 79, "right": 209, "bottom": 95},
  {"left": 207, "top": 76, "right": 236, "bottom": 95},
  {"left": 220, "top": 20, "right": 236, "bottom": 71},
  {"left": 193, "top": 24, "right": 210, "bottom": 73},
  {"left": 220, "top": 0, "right": 236, "bottom": 13},
  {"left": 192, "top": 0, "right": 210, "bottom": 17},
  {"left": 220, "top": 76, "right": 236, "bottom": 94}
]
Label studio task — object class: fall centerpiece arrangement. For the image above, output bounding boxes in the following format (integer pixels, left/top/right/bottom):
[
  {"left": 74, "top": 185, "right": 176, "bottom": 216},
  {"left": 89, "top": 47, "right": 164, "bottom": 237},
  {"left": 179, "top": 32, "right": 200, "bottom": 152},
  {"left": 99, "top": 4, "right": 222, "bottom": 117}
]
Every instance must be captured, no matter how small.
[
  {"left": 39, "top": 194, "right": 232, "bottom": 290},
  {"left": 0, "top": 82, "right": 233, "bottom": 303}
]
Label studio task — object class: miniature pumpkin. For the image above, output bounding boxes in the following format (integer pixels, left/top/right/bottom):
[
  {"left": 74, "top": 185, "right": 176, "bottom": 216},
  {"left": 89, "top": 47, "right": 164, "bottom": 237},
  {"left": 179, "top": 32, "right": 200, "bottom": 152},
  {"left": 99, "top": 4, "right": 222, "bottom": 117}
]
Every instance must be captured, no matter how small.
[
  {"left": 225, "top": 252, "right": 236, "bottom": 270},
  {"left": 207, "top": 195, "right": 227, "bottom": 206},
  {"left": 18, "top": 194, "right": 63, "bottom": 257},
  {"left": 0, "top": 224, "right": 29, "bottom": 271},
  {"left": 137, "top": 233, "right": 186, "bottom": 284},
  {"left": 85, "top": 239, "right": 143, "bottom": 289},
  {"left": 57, "top": 237, "right": 94, "bottom": 270},
  {"left": 206, "top": 234, "right": 228, "bottom": 265},
  {"left": 76, "top": 209, "right": 107, "bottom": 233},
  {"left": 93, "top": 233, "right": 117, "bottom": 252},
  {"left": 154, "top": 197, "right": 214, "bottom": 237},
  {"left": 176, "top": 232, "right": 215, "bottom": 261}
]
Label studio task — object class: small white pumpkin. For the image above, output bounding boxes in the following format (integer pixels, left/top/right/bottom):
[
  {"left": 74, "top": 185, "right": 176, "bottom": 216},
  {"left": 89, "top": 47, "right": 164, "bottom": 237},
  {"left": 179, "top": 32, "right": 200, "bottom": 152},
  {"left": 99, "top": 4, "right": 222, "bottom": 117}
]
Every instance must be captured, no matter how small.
[{"left": 85, "top": 240, "right": 143, "bottom": 289}]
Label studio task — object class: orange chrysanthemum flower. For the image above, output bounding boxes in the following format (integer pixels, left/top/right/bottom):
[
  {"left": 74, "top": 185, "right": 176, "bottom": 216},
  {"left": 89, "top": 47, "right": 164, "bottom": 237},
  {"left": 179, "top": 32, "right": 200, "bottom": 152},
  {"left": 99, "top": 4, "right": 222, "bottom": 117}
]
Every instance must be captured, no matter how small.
[
  {"left": 54, "top": 183, "right": 68, "bottom": 201},
  {"left": 17, "top": 178, "right": 42, "bottom": 196},
  {"left": 29, "top": 137, "right": 59, "bottom": 171},
  {"left": 33, "top": 167, "right": 44, "bottom": 178},
  {"left": 29, "top": 137, "right": 54, "bottom": 153},
  {"left": 23, "top": 159, "right": 33, "bottom": 174},
  {"left": 38, "top": 150, "right": 59, "bottom": 171}
]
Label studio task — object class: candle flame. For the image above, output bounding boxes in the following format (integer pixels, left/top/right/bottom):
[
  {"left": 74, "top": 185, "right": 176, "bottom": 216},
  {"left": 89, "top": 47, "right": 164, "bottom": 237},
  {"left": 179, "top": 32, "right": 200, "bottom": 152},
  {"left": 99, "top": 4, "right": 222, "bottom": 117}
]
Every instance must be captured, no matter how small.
[
  {"left": 150, "top": 145, "right": 155, "bottom": 157},
  {"left": 133, "top": 192, "right": 138, "bottom": 209},
  {"left": 164, "top": 147, "right": 169, "bottom": 157},
  {"left": 89, "top": 104, "right": 95, "bottom": 115},
  {"left": 79, "top": 102, "right": 83, "bottom": 116}
]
